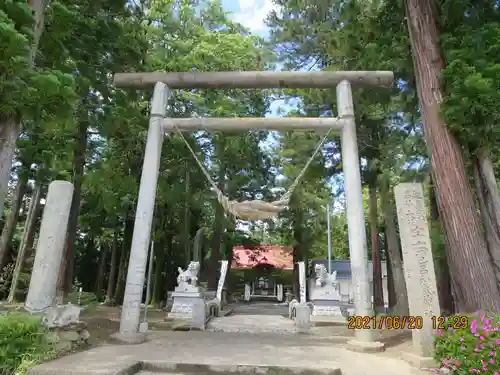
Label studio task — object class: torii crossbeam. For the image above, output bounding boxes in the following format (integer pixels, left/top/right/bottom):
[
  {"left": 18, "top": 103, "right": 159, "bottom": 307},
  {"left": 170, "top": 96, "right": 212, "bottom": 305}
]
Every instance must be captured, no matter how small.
[{"left": 113, "top": 70, "right": 393, "bottom": 89}]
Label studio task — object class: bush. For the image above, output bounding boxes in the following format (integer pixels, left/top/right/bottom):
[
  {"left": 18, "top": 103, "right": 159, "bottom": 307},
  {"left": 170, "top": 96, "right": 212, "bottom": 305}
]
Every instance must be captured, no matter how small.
[
  {"left": 66, "top": 291, "right": 98, "bottom": 307},
  {"left": 0, "top": 313, "right": 55, "bottom": 375},
  {"left": 433, "top": 311, "right": 500, "bottom": 375}
]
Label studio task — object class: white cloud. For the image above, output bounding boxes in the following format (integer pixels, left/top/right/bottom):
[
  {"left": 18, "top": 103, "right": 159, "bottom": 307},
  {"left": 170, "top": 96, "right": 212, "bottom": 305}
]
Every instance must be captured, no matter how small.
[{"left": 231, "top": 0, "right": 280, "bottom": 34}]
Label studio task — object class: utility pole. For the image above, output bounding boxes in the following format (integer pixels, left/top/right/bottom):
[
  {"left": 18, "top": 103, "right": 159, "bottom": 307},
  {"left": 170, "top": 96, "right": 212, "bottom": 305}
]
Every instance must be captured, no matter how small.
[{"left": 326, "top": 202, "right": 332, "bottom": 274}]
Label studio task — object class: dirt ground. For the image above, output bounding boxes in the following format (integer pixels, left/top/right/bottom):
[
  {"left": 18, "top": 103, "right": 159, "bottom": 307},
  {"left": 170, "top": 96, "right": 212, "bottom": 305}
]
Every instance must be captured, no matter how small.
[
  {"left": 81, "top": 305, "right": 170, "bottom": 346},
  {"left": 2, "top": 303, "right": 412, "bottom": 352}
]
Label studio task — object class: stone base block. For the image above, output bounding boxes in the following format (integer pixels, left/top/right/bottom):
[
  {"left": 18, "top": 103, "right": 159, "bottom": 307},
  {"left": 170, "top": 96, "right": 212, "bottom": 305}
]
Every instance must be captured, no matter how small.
[
  {"left": 138, "top": 322, "right": 148, "bottom": 333},
  {"left": 45, "top": 322, "right": 90, "bottom": 354},
  {"left": 40, "top": 303, "right": 82, "bottom": 328},
  {"left": 109, "top": 331, "right": 147, "bottom": 345},
  {"left": 295, "top": 303, "right": 312, "bottom": 333},
  {"left": 402, "top": 351, "right": 439, "bottom": 370},
  {"left": 346, "top": 339, "right": 385, "bottom": 353}
]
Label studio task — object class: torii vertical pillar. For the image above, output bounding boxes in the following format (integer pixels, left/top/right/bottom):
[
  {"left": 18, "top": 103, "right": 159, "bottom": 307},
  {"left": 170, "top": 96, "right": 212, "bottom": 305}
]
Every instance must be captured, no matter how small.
[
  {"left": 110, "top": 82, "right": 169, "bottom": 344},
  {"left": 337, "top": 80, "right": 384, "bottom": 352}
]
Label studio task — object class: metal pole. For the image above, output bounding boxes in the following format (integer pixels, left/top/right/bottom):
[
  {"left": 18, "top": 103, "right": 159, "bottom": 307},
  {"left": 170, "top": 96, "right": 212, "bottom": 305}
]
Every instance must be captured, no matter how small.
[
  {"left": 327, "top": 202, "right": 332, "bottom": 275},
  {"left": 143, "top": 240, "right": 155, "bottom": 323}
]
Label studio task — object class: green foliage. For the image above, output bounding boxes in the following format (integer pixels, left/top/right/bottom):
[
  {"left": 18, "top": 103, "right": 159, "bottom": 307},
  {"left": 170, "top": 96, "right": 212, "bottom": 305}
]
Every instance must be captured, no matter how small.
[
  {"left": 0, "top": 1, "right": 33, "bottom": 118},
  {"left": 0, "top": 265, "right": 26, "bottom": 300},
  {"left": 430, "top": 220, "right": 446, "bottom": 263},
  {"left": 433, "top": 312, "right": 500, "bottom": 374},
  {"left": 439, "top": 3, "right": 500, "bottom": 153},
  {"left": 66, "top": 291, "right": 99, "bottom": 307},
  {"left": 0, "top": 0, "right": 76, "bottom": 124},
  {"left": 0, "top": 313, "right": 55, "bottom": 375}
]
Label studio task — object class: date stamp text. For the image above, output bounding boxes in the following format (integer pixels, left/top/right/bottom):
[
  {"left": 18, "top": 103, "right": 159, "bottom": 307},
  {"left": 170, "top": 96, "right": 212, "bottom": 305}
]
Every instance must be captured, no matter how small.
[{"left": 347, "top": 315, "right": 469, "bottom": 330}]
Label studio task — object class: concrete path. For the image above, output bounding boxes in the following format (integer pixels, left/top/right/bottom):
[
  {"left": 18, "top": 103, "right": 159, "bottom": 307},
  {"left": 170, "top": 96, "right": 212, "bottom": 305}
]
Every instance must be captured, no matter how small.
[
  {"left": 208, "top": 302, "right": 293, "bottom": 334},
  {"left": 230, "top": 301, "right": 289, "bottom": 316},
  {"left": 29, "top": 331, "right": 416, "bottom": 375},
  {"left": 207, "top": 314, "right": 297, "bottom": 334}
]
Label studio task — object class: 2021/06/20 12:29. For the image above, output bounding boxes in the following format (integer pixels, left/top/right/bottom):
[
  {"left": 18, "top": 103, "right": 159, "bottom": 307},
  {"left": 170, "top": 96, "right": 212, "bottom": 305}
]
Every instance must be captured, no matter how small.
[
  {"left": 347, "top": 315, "right": 423, "bottom": 329},
  {"left": 347, "top": 315, "right": 469, "bottom": 330}
]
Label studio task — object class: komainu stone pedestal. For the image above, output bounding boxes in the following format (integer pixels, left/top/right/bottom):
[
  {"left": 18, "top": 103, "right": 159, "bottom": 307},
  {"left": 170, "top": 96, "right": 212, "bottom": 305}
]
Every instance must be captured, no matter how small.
[
  {"left": 311, "top": 304, "right": 354, "bottom": 319},
  {"left": 168, "top": 292, "right": 205, "bottom": 320}
]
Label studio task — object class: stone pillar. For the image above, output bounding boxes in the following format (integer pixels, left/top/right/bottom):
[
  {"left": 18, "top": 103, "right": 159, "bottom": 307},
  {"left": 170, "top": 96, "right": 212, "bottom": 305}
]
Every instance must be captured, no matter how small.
[
  {"left": 216, "top": 260, "right": 229, "bottom": 302},
  {"left": 394, "top": 183, "right": 440, "bottom": 369},
  {"left": 25, "top": 181, "right": 74, "bottom": 314},
  {"left": 298, "top": 261, "right": 306, "bottom": 303},
  {"left": 337, "top": 80, "right": 384, "bottom": 352},
  {"left": 112, "top": 82, "right": 168, "bottom": 344},
  {"left": 244, "top": 283, "right": 251, "bottom": 301},
  {"left": 277, "top": 284, "right": 284, "bottom": 302}
]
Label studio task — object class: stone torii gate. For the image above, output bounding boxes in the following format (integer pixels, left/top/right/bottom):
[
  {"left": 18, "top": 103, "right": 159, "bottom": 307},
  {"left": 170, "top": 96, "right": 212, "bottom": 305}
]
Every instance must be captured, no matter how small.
[{"left": 111, "top": 70, "right": 394, "bottom": 352}]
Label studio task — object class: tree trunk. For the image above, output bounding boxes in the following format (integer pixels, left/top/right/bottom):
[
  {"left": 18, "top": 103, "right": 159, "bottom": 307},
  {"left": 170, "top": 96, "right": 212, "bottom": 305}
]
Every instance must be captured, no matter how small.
[
  {"left": 0, "top": 119, "right": 19, "bottom": 221},
  {"left": 405, "top": 0, "right": 500, "bottom": 312},
  {"left": 380, "top": 178, "right": 409, "bottom": 315},
  {"left": 368, "top": 183, "right": 384, "bottom": 311},
  {"left": 114, "top": 244, "right": 128, "bottom": 305},
  {"left": 21, "top": 199, "right": 42, "bottom": 273},
  {"left": 429, "top": 178, "right": 454, "bottom": 314},
  {"left": 384, "top": 230, "right": 397, "bottom": 309},
  {"left": 290, "top": 192, "right": 305, "bottom": 297},
  {"left": 7, "top": 183, "right": 42, "bottom": 303},
  {"left": 473, "top": 159, "right": 500, "bottom": 284},
  {"left": 95, "top": 244, "right": 107, "bottom": 300},
  {"left": 0, "top": 172, "right": 28, "bottom": 271},
  {"left": 477, "top": 149, "right": 500, "bottom": 234},
  {"left": 208, "top": 167, "right": 226, "bottom": 289},
  {"left": 56, "top": 120, "right": 87, "bottom": 302},
  {"left": 152, "top": 236, "right": 167, "bottom": 308},
  {"left": 0, "top": 0, "right": 49, "bottom": 218},
  {"left": 164, "top": 218, "right": 179, "bottom": 295},
  {"left": 105, "top": 232, "right": 119, "bottom": 305},
  {"left": 114, "top": 213, "right": 134, "bottom": 305},
  {"left": 184, "top": 163, "right": 191, "bottom": 264}
]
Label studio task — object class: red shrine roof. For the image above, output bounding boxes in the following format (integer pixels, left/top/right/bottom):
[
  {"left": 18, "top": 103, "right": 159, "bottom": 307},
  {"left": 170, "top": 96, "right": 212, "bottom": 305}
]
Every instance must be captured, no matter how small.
[{"left": 232, "top": 245, "right": 293, "bottom": 270}]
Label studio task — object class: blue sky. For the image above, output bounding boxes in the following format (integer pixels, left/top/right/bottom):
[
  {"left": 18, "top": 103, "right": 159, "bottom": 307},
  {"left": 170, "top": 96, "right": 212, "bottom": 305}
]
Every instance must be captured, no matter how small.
[
  {"left": 222, "top": 0, "right": 277, "bottom": 38},
  {"left": 221, "top": 0, "right": 286, "bottom": 117}
]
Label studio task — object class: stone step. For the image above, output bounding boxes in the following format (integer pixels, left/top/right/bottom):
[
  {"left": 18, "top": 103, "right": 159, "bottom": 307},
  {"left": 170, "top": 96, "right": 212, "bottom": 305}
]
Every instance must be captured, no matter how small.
[
  {"left": 138, "top": 363, "right": 342, "bottom": 375},
  {"left": 205, "top": 314, "right": 297, "bottom": 334}
]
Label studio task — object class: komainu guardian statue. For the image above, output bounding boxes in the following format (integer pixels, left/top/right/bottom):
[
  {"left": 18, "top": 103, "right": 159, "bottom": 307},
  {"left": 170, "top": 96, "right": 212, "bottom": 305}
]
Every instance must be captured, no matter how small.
[
  {"left": 176, "top": 261, "right": 200, "bottom": 289},
  {"left": 314, "top": 263, "right": 338, "bottom": 289}
]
